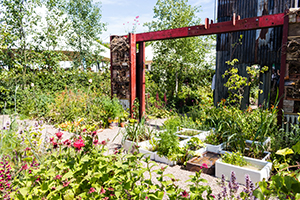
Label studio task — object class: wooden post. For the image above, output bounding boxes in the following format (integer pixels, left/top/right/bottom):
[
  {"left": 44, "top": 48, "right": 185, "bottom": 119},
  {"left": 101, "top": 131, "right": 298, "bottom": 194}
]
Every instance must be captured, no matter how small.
[
  {"left": 129, "top": 33, "right": 136, "bottom": 118},
  {"left": 137, "top": 42, "right": 146, "bottom": 120}
]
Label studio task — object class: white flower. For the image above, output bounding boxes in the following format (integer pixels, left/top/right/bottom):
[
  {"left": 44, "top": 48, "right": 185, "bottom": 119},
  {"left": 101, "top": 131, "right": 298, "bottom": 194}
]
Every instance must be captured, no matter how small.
[
  {"left": 88, "top": 79, "right": 92, "bottom": 83},
  {"left": 31, "top": 83, "right": 34, "bottom": 87}
]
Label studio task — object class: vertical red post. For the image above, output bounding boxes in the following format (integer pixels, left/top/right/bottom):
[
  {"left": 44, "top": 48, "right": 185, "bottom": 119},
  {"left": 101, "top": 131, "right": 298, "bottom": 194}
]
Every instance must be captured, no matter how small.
[
  {"left": 137, "top": 42, "right": 146, "bottom": 120},
  {"left": 278, "top": 10, "right": 289, "bottom": 125},
  {"left": 129, "top": 33, "right": 136, "bottom": 118},
  {"left": 110, "top": 35, "right": 114, "bottom": 99}
]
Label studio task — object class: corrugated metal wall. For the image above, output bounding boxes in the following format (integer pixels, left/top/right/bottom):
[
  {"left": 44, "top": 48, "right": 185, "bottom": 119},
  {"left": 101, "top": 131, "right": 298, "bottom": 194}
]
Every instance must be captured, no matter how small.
[{"left": 215, "top": 0, "right": 299, "bottom": 107}]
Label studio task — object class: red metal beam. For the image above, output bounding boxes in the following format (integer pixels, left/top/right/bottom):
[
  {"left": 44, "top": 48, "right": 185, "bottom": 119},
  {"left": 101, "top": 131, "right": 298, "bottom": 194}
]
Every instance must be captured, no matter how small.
[
  {"left": 137, "top": 42, "right": 146, "bottom": 120},
  {"left": 135, "top": 13, "right": 285, "bottom": 42},
  {"left": 278, "top": 10, "right": 289, "bottom": 125},
  {"left": 129, "top": 33, "right": 136, "bottom": 118}
]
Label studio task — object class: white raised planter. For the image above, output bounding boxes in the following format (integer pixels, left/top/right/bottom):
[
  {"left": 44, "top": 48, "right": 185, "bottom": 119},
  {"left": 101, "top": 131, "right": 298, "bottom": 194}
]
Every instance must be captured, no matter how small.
[
  {"left": 219, "top": 150, "right": 271, "bottom": 161},
  {"left": 155, "top": 154, "right": 177, "bottom": 166},
  {"left": 204, "top": 143, "right": 224, "bottom": 153},
  {"left": 245, "top": 137, "right": 271, "bottom": 149},
  {"left": 138, "top": 140, "right": 156, "bottom": 160},
  {"left": 215, "top": 157, "right": 272, "bottom": 185}
]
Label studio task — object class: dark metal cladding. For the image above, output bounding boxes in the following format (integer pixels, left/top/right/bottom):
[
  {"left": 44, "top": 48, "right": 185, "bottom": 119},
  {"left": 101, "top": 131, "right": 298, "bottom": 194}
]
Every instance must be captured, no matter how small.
[{"left": 215, "top": 0, "right": 299, "bottom": 106}]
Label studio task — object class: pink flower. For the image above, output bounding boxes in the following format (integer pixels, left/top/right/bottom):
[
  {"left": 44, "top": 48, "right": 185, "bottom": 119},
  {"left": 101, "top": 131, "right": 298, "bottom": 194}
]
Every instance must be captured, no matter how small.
[
  {"left": 136, "top": 16, "right": 139, "bottom": 19},
  {"left": 93, "top": 139, "right": 98, "bottom": 145},
  {"left": 127, "top": 21, "right": 129, "bottom": 23},
  {"left": 108, "top": 187, "right": 114, "bottom": 191},
  {"left": 100, "top": 187, "right": 106, "bottom": 194},
  {"left": 181, "top": 190, "right": 189, "bottom": 198},
  {"left": 25, "top": 147, "right": 31, "bottom": 151},
  {"left": 56, "top": 132, "right": 63, "bottom": 140},
  {"left": 73, "top": 139, "right": 85, "bottom": 150},
  {"left": 63, "top": 181, "right": 70, "bottom": 187},
  {"left": 123, "top": 23, "right": 125, "bottom": 25},
  {"left": 55, "top": 175, "right": 62, "bottom": 180},
  {"left": 52, "top": 141, "right": 58, "bottom": 149},
  {"left": 134, "top": 19, "right": 136, "bottom": 21},
  {"left": 21, "top": 164, "right": 28, "bottom": 171},
  {"left": 101, "top": 140, "right": 107, "bottom": 145},
  {"left": 63, "top": 139, "right": 71, "bottom": 146},
  {"left": 89, "top": 187, "right": 96, "bottom": 193},
  {"left": 202, "top": 163, "right": 208, "bottom": 169},
  {"left": 50, "top": 137, "right": 54, "bottom": 142},
  {"left": 92, "top": 131, "right": 97, "bottom": 137},
  {"left": 83, "top": 128, "right": 87, "bottom": 132}
]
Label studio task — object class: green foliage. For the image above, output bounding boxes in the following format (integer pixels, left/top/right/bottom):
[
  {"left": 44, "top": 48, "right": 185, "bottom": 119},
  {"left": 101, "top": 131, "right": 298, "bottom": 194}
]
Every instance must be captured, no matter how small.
[
  {"left": 186, "top": 137, "right": 205, "bottom": 151},
  {"left": 156, "top": 131, "right": 180, "bottom": 161},
  {"left": 254, "top": 142, "right": 300, "bottom": 199},
  {"left": 10, "top": 130, "right": 214, "bottom": 200},
  {"left": 144, "top": 0, "right": 215, "bottom": 106},
  {"left": 163, "top": 115, "right": 197, "bottom": 133},
  {"left": 120, "top": 118, "right": 154, "bottom": 143},
  {"left": 221, "top": 152, "right": 248, "bottom": 167},
  {"left": 64, "top": 0, "right": 106, "bottom": 68},
  {"left": 223, "top": 59, "right": 268, "bottom": 104}
]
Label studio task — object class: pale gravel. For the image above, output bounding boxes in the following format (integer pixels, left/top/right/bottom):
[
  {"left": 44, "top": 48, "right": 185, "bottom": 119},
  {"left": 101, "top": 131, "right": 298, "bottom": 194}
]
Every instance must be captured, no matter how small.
[{"left": 1, "top": 116, "right": 250, "bottom": 199}]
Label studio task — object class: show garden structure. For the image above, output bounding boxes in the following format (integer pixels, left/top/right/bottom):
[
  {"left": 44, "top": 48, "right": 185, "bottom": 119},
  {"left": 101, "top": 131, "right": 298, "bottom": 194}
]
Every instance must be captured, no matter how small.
[{"left": 110, "top": 7, "right": 299, "bottom": 124}]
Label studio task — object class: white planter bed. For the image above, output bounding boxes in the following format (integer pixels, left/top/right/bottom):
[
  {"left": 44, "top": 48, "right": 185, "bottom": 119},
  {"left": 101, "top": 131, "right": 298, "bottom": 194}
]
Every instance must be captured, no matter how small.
[
  {"left": 176, "top": 128, "right": 211, "bottom": 140},
  {"left": 155, "top": 154, "right": 177, "bottom": 166},
  {"left": 123, "top": 140, "right": 136, "bottom": 152},
  {"left": 215, "top": 157, "right": 272, "bottom": 185},
  {"left": 204, "top": 143, "right": 224, "bottom": 153},
  {"left": 220, "top": 150, "right": 271, "bottom": 161},
  {"left": 138, "top": 140, "right": 156, "bottom": 160}
]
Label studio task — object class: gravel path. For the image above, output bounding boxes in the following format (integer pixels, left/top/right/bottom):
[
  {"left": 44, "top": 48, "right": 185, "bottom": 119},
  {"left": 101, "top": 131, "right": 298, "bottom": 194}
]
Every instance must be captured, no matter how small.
[{"left": 1, "top": 116, "right": 248, "bottom": 198}]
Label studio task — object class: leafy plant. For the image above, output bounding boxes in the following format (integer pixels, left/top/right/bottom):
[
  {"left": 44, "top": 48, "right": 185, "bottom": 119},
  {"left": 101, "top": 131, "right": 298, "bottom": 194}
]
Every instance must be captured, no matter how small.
[
  {"left": 156, "top": 130, "right": 180, "bottom": 161},
  {"left": 254, "top": 142, "right": 300, "bottom": 199},
  {"left": 10, "top": 129, "right": 215, "bottom": 200},
  {"left": 120, "top": 118, "right": 154, "bottom": 143},
  {"left": 186, "top": 137, "right": 205, "bottom": 151},
  {"left": 221, "top": 152, "right": 248, "bottom": 167}
]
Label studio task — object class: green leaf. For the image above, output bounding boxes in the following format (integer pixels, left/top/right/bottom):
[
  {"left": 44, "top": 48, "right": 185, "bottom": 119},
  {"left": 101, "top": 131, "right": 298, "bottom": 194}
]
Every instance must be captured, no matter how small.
[
  {"left": 41, "top": 182, "right": 49, "bottom": 191},
  {"left": 292, "top": 141, "right": 300, "bottom": 154},
  {"left": 253, "top": 190, "right": 265, "bottom": 200},
  {"left": 63, "top": 171, "right": 74, "bottom": 180},
  {"left": 18, "top": 187, "right": 28, "bottom": 197},
  {"left": 276, "top": 148, "right": 294, "bottom": 156}
]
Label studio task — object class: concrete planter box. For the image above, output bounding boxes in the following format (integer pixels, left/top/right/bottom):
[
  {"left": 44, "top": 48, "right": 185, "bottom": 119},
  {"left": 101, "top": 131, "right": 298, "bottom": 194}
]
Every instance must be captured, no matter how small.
[
  {"left": 123, "top": 140, "right": 136, "bottom": 152},
  {"left": 155, "top": 154, "right": 177, "bottom": 166},
  {"left": 204, "top": 143, "right": 224, "bottom": 153},
  {"left": 176, "top": 128, "right": 211, "bottom": 140},
  {"left": 138, "top": 140, "right": 156, "bottom": 160},
  {"left": 215, "top": 157, "right": 272, "bottom": 185},
  {"left": 220, "top": 150, "right": 271, "bottom": 161}
]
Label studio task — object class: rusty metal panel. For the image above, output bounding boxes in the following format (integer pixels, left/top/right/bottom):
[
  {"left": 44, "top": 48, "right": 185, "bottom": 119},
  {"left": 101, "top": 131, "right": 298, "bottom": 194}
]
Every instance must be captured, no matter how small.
[{"left": 215, "top": 0, "right": 295, "bottom": 106}]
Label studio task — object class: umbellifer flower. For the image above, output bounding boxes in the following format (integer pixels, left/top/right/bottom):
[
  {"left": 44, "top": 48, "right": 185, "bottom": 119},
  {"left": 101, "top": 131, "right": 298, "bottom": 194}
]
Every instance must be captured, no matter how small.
[{"left": 88, "top": 79, "right": 92, "bottom": 83}]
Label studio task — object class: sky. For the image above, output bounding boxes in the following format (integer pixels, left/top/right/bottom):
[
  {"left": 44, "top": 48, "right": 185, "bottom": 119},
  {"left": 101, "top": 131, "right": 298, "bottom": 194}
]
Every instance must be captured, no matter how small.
[{"left": 99, "top": 0, "right": 217, "bottom": 43}]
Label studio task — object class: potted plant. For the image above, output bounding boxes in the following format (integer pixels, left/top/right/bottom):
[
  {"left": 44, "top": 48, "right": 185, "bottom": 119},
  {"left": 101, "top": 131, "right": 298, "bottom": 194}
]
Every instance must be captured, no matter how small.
[
  {"left": 119, "top": 110, "right": 129, "bottom": 127},
  {"left": 120, "top": 118, "right": 154, "bottom": 152},
  {"left": 215, "top": 151, "right": 272, "bottom": 184}
]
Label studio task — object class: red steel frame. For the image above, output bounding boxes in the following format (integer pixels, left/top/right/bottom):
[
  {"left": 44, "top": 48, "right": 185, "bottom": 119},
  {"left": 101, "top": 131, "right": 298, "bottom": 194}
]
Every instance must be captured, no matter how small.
[{"left": 112, "top": 12, "right": 288, "bottom": 119}]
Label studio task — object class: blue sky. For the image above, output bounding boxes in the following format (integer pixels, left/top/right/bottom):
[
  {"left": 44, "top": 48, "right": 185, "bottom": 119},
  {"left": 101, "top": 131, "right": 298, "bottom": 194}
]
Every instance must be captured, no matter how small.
[{"left": 99, "top": 0, "right": 216, "bottom": 42}]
